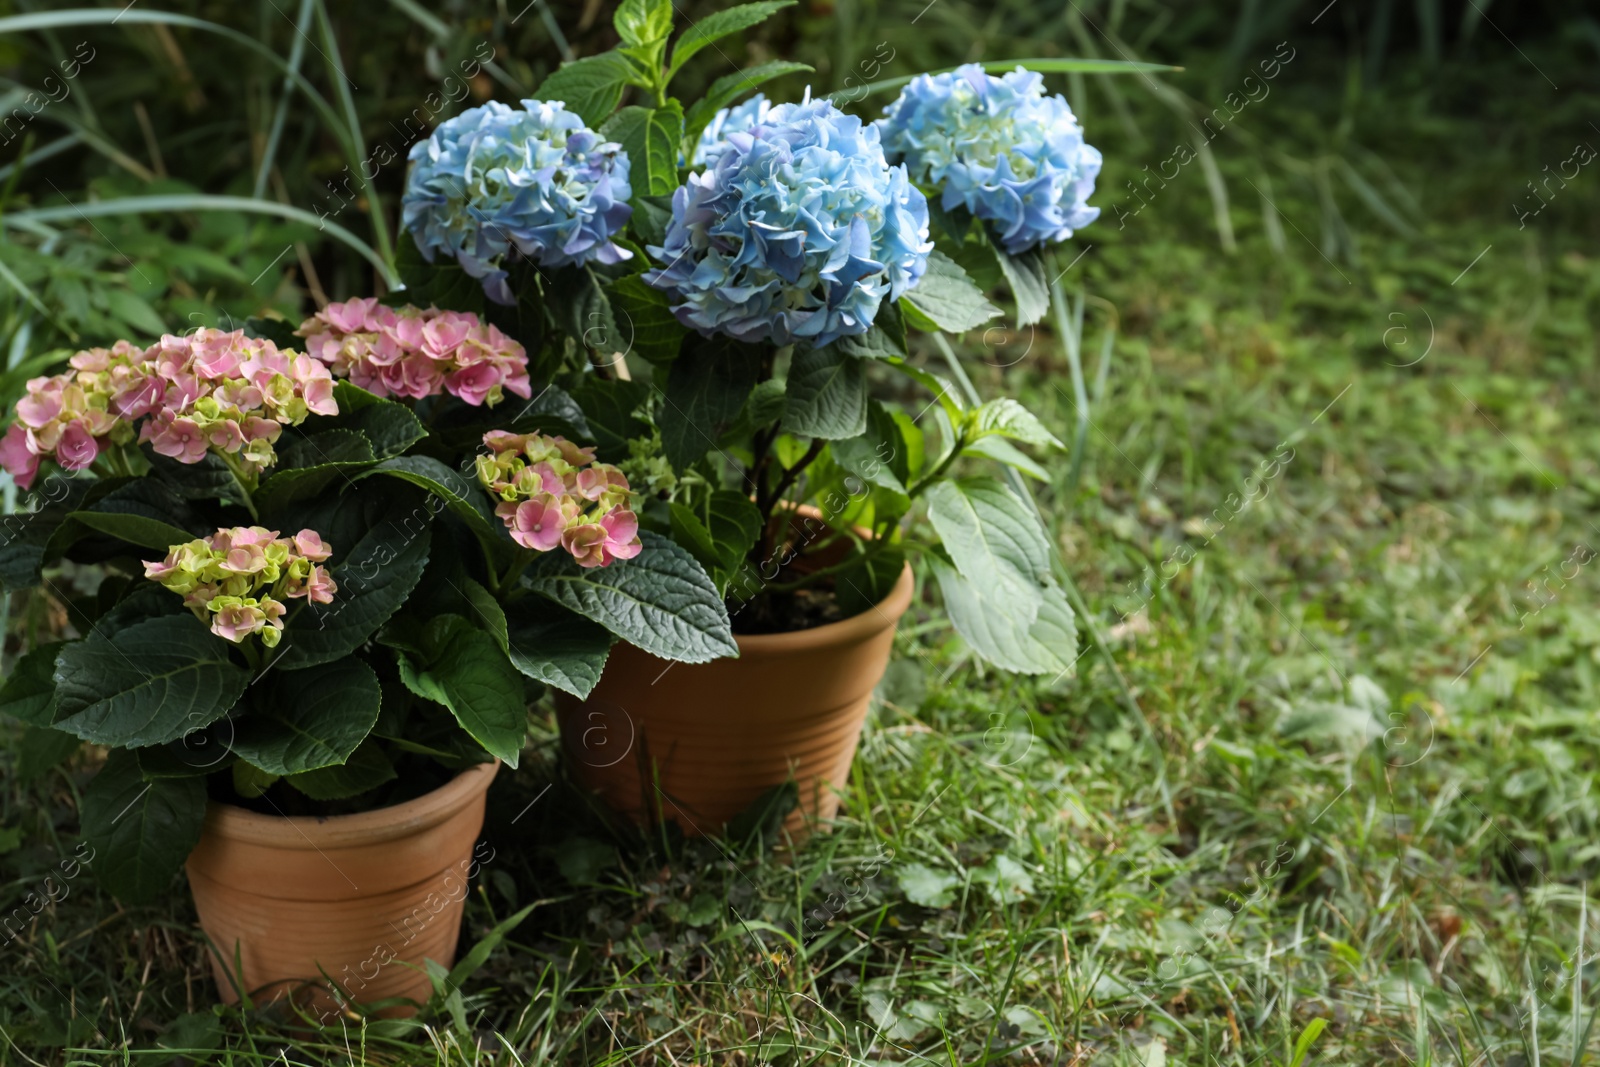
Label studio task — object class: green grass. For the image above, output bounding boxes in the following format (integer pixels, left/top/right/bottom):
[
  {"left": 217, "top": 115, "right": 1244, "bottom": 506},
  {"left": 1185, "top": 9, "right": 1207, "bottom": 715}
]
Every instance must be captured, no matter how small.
[{"left": 4, "top": 14, "right": 1600, "bottom": 1067}]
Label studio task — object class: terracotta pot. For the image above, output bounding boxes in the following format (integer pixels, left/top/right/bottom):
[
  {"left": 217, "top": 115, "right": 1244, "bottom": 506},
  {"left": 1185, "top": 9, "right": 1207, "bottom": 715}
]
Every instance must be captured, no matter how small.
[
  {"left": 184, "top": 760, "right": 498, "bottom": 1019},
  {"left": 556, "top": 560, "right": 914, "bottom": 837}
]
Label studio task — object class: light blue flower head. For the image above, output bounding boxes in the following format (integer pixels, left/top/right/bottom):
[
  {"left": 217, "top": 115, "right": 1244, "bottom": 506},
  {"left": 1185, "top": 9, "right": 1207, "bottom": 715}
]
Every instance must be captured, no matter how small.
[
  {"left": 877, "top": 64, "right": 1101, "bottom": 255},
  {"left": 402, "top": 98, "right": 633, "bottom": 304},
  {"left": 645, "top": 93, "right": 932, "bottom": 348},
  {"left": 690, "top": 93, "right": 773, "bottom": 168}
]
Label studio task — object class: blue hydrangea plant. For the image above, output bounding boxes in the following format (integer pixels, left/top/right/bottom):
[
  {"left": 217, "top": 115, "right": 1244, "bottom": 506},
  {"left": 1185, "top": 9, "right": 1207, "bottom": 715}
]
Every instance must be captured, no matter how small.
[{"left": 385, "top": 0, "right": 1156, "bottom": 676}]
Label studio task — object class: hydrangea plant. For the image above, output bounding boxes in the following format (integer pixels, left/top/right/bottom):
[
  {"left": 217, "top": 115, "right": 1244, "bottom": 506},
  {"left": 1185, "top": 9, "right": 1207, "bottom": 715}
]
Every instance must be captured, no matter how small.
[{"left": 0, "top": 312, "right": 733, "bottom": 903}]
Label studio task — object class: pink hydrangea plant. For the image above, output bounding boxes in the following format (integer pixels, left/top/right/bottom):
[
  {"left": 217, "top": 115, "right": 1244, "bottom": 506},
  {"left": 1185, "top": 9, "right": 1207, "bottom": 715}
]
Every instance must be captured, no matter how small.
[
  {"left": 296, "top": 299, "right": 531, "bottom": 406},
  {"left": 475, "top": 430, "right": 642, "bottom": 568}
]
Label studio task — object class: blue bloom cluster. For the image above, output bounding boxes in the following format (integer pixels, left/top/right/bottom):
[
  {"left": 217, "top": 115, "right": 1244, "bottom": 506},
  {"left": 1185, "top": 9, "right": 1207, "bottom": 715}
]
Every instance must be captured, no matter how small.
[
  {"left": 690, "top": 93, "right": 772, "bottom": 168},
  {"left": 645, "top": 95, "right": 931, "bottom": 348},
  {"left": 877, "top": 65, "right": 1101, "bottom": 255},
  {"left": 401, "top": 99, "right": 633, "bottom": 304}
]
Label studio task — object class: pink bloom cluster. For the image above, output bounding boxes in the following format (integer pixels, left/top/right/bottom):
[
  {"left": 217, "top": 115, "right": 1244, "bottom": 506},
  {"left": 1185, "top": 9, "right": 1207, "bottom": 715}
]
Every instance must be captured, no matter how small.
[
  {"left": 0, "top": 330, "right": 338, "bottom": 490},
  {"left": 144, "top": 526, "right": 337, "bottom": 647},
  {"left": 476, "top": 430, "right": 641, "bottom": 568},
  {"left": 296, "top": 298, "right": 531, "bottom": 406}
]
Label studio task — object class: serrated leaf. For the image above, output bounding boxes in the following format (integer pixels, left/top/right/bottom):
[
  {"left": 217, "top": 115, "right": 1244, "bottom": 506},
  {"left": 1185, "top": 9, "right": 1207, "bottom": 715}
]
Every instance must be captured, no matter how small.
[
  {"left": 669, "top": 490, "right": 759, "bottom": 591},
  {"left": 273, "top": 512, "right": 431, "bottom": 671},
  {"left": 602, "top": 103, "right": 684, "bottom": 200},
  {"left": 396, "top": 615, "right": 526, "bottom": 767},
  {"left": 65, "top": 479, "right": 196, "bottom": 552},
  {"left": 502, "top": 600, "right": 614, "bottom": 699},
  {"left": 606, "top": 273, "right": 688, "bottom": 365},
  {"left": 973, "top": 854, "right": 1036, "bottom": 903},
  {"left": 52, "top": 614, "right": 250, "bottom": 747},
  {"left": 631, "top": 193, "right": 675, "bottom": 248},
  {"left": 830, "top": 401, "right": 908, "bottom": 493},
  {"left": 929, "top": 558, "right": 1077, "bottom": 675},
  {"left": 80, "top": 750, "right": 207, "bottom": 905},
  {"left": 901, "top": 249, "right": 1001, "bottom": 333},
  {"left": 355, "top": 456, "right": 505, "bottom": 553},
  {"left": 683, "top": 60, "right": 812, "bottom": 147},
  {"left": 255, "top": 429, "right": 377, "bottom": 513},
  {"left": 667, "top": 1, "right": 795, "bottom": 81},
  {"left": 524, "top": 531, "right": 736, "bottom": 663},
  {"left": 324, "top": 384, "right": 429, "bottom": 460},
  {"left": 968, "top": 398, "right": 1063, "bottom": 450},
  {"left": 546, "top": 264, "right": 625, "bottom": 354},
  {"left": 924, "top": 477, "right": 1052, "bottom": 608},
  {"left": 963, "top": 434, "right": 1050, "bottom": 480},
  {"left": 284, "top": 739, "right": 399, "bottom": 800},
  {"left": 785, "top": 345, "right": 868, "bottom": 439},
  {"left": 230, "top": 659, "right": 382, "bottom": 775},
  {"left": 991, "top": 243, "right": 1050, "bottom": 327},
  {"left": 833, "top": 323, "right": 906, "bottom": 361},
  {"left": 898, "top": 862, "right": 960, "bottom": 907},
  {"left": 536, "top": 51, "right": 648, "bottom": 128},
  {"left": 660, "top": 336, "right": 762, "bottom": 470}
]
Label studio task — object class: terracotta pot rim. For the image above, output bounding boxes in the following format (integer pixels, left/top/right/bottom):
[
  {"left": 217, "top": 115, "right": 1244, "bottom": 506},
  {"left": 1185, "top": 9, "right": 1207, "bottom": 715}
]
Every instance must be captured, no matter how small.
[
  {"left": 733, "top": 561, "right": 914, "bottom": 656},
  {"left": 200, "top": 760, "right": 500, "bottom": 850}
]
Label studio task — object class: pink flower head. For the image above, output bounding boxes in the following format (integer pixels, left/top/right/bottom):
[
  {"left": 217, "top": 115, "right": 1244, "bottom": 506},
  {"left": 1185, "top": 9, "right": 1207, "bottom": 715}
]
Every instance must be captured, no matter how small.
[
  {"left": 305, "top": 565, "right": 337, "bottom": 604},
  {"left": 54, "top": 421, "right": 100, "bottom": 471},
  {"left": 0, "top": 423, "right": 40, "bottom": 489},
  {"left": 560, "top": 522, "right": 610, "bottom": 568},
  {"left": 145, "top": 415, "right": 210, "bottom": 464},
  {"left": 211, "top": 602, "right": 267, "bottom": 643},
  {"left": 294, "top": 529, "right": 333, "bottom": 561},
  {"left": 504, "top": 495, "right": 568, "bottom": 552},
  {"left": 598, "top": 508, "right": 642, "bottom": 564},
  {"left": 445, "top": 361, "right": 504, "bottom": 406},
  {"left": 15, "top": 377, "right": 64, "bottom": 429}
]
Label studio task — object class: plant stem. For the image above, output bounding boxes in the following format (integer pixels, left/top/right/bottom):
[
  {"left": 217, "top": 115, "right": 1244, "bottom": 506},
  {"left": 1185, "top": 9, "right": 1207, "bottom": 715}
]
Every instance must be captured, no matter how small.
[{"left": 215, "top": 450, "right": 261, "bottom": 521}]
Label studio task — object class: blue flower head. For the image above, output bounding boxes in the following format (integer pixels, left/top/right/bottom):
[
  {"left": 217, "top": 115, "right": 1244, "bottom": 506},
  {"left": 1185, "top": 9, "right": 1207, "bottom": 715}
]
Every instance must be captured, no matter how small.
[
  {"left": 402, "top": 99, "right": 633, "bottom": 304},
  {"left": 877, "top": 65, "right": 1101, "bottom": 255},
  {"left": 645, "top": 93, "right": 932, "bottom": 348},
  {"left": 690, "top": 93, "right": 773, "bottom": 168}
]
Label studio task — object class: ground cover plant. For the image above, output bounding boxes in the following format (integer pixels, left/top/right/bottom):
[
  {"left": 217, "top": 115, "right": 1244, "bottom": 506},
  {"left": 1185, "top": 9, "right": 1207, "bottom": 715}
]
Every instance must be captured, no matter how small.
[{"left": 1, "top": 0, "right": 1599, "bottom": 1064}]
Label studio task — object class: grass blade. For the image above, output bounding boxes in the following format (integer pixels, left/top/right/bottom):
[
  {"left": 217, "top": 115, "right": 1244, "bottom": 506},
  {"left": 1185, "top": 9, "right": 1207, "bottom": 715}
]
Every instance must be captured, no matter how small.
[
  {"left": 254, "top": 0, "right": 314, "bottom": 199},
  {"left": 829, "top": 57, "right": 1180, "bottom": 104},
  {"left": 3, "top": 194, "right": 398, "bottom": 287}
]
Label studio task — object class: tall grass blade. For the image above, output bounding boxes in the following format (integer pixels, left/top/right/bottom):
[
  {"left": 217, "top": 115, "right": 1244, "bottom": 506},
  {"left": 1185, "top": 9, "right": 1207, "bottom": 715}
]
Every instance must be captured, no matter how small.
[
  {"left": 829, "top": 57, "right": 1181, "bottom": 104},
  {"left": 312, "top": 0, "right": 393, "bottom": 267},
  {"left": 254, "top": 0, "right": 314, "bottom": 199},
  {"left": 2, "top": 194, "right": 398, "bottom": 287}
]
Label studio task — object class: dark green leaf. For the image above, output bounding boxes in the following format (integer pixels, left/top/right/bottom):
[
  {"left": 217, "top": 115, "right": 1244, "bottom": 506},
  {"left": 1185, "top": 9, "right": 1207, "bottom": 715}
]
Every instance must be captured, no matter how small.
[
  {"left": 283, "top": 739, "right": 398, "bottom": 800},
  {"left": 524, "top": 531, "right": 737, "bottom": 663},
  {"left": 230, "top": 659, "right": 382, "bottom": 774},
  {"left": 601, "top": 103, "right": 684, "bottom": 201},
  {"left": 606, "top": 274, "right": 688, "bottom": 366},
  {"left": 547, "top": 265, "right": 624, "bottom": 353},
  {"left": 0, "top": 642, "right": 66, "bottom": 726},
  {"left": 356, "top": 455, "right": 503, "bottom": 547},
  {"left": 661, "top": 336, "right": 762, "bottom": 470},
  {"left": 684, "top": 60, "right": 813, "bottom": 148},
  {"left": 273, "top": 514, "right": 431, "bottom": 671},
  {"left": 572, "top": 376, "right": 648, "bottom": 460},
  {"left": 502, "top": 599, "right": 614, "bottom": 699},
  {"left": 631, "top": 193, "right": 675, "bottom": 249},
  {"left": 255, "top": 429, "right": 377, "bottom": 513},
  {"left": 244, "top": 316, "right": 301, "bottom": 350},
  {"left": 65, "top": 479, "right": 196, "bottom": 553},
  {"left": 667, "top": 1, "right": 795, "bottom": 81},
  {"left": 17, "top": 725, "right": 78, "bottom": 785},
  {"left": 834, "top": 323, "right": 906, "bottom": 361},
  {"left": 325, "top": 382, "right": 428, "bottom": 459},
  {"left": 52, "top": 614, "right": 250, "bottom": 747},
  {"left": 144, "top": 447, "right": 240, "bottom": 501},
  {"left": 785, "top": 345, "right": 868, "bottom": 439},
  {"left": 901, "top": 249, "right": 1002, "bottom": 333},
  {"left": 536, "top": 52, "right": 648, "bottom": 128},
  {"left": 395, "top": 615, "right": 526, "bottom": 767},
  {"left": 80, "top": 750, "right": 207, "bottom": 905}
]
